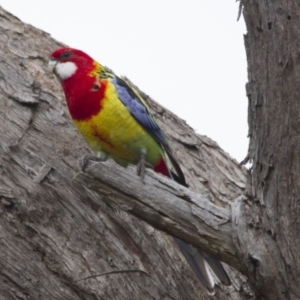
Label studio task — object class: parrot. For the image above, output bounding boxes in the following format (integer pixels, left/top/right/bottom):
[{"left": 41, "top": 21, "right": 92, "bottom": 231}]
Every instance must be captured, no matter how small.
[{"left": 48, "top": 47, "right": 231, "bottom": 294}]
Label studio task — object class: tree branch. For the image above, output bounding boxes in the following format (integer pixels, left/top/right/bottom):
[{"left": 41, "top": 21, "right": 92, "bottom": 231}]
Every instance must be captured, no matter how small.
[{"left": 74, "top": 161, "right": 241, "bottom": 271}]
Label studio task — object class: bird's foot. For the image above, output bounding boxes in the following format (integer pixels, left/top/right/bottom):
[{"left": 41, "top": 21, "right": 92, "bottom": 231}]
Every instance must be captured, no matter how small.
[
  {"left": 80, "top": 152, "right": 108, "bottom": 172},
  {"left": 136, "top": 151, "right": 153, "bottom": 181}
]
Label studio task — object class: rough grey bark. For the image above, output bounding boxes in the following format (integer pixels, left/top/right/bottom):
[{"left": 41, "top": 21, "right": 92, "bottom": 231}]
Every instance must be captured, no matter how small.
[
  {"left": 233, "top": 1, "right": 300, "bottom": 299},
  {"left": 0, "top": 6, "right": 258, "bottom": 300}
]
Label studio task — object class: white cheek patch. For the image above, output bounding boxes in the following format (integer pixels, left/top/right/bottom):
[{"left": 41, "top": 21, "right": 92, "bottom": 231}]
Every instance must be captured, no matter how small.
[{"left": 55, "top": 62, "right": 77, "bottom": 80}]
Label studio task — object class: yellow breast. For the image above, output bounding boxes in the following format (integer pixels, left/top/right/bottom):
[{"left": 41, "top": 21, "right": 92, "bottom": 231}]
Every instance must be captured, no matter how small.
[{"left": 74, "top": 80, "right": 160, "bottom": 165}]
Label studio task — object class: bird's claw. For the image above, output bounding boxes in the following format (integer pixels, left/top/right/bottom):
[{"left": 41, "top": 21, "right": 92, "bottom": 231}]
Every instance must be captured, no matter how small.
[{"left": 136, "top": 152, "right": 153, "bottom": 181}]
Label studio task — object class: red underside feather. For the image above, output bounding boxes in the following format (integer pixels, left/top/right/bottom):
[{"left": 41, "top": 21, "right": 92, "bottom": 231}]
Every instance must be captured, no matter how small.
[{"left": 154, "top": 157, "right": 170, "bottom": 177}]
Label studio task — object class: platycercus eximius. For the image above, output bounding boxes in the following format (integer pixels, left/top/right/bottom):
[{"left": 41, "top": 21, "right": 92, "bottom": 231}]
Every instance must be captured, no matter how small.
[{"left": 48, "top": 48, "right": 231, "bottom": 294}]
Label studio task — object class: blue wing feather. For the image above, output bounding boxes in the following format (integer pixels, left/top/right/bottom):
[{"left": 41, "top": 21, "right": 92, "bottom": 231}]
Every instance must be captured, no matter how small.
[
  {"left": 112, "top": 77, "right": 169, "bottom": 149},
  {"left": 112, "top": 76, "right": 186, "bottom": 186}
]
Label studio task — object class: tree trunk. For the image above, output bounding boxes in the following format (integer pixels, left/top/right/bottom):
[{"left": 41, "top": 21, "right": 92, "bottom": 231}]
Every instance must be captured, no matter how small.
[
  {"left": 234, "top": 1, "right": 300, "bottom": 299},
  {"left": 4, "top": 1, "right": 299, "bottom": 299},
  {"left": 0, "top": 6, "right": 253, "bottom": 300}
]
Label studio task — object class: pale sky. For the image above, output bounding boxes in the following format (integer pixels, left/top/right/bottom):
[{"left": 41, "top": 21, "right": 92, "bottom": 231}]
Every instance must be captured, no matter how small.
[{"left": 1, "top": 1, "right": 248, "bottom": 162}]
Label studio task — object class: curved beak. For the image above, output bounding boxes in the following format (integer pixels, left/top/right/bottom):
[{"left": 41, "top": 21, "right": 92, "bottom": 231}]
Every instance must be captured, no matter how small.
[{"left": 48, "top": 58, "right": 58, "bottom": 73}]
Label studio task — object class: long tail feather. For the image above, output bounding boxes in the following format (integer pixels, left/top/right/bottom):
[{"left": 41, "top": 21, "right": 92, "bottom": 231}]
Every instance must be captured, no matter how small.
[
  {"left": 157, "top": 155, "right": 231, "bottom": 292},
  {"left": 174, "top": 238, "right": 215, "bottom": 295},
  {"left": 200, "top": 250, "right": 231, "bottom": 286}
]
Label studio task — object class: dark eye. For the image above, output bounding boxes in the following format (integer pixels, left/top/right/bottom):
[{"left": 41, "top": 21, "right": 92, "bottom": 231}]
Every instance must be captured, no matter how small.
[{"left": 61, "top": 51, "right": 71, "bottom": 59}]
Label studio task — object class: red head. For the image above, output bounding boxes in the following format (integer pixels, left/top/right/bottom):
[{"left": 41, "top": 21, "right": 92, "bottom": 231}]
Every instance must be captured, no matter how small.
[
  {"left": 48, "top": 47, "right": 95, "bottom": 81},
  {"left": 49, "top": 48, "right": 106, "bottom": 120}
]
